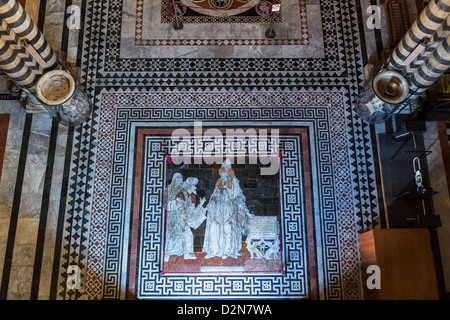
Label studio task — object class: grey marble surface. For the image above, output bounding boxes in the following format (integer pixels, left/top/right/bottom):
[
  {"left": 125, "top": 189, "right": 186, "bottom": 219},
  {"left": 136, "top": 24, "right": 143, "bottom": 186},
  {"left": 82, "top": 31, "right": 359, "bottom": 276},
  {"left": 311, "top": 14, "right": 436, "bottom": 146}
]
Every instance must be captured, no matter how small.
[{"left": 0, "top": 84, "right": 67, "bottom": 301}]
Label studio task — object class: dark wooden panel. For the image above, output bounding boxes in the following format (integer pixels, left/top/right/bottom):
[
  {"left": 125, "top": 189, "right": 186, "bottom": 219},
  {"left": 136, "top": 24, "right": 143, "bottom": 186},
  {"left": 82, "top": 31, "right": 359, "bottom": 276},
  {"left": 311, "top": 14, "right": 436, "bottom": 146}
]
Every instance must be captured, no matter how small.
[
  {"left": 360, "top": 229, "right": 439, "bottom": 300},
  {"left": 437, "top": 122, "right": 450, "bottom": 199},
  {"left": 359, "top": 231, "right": 380, "bottom": 300},
  {"left": 0, "top": 114, "right": 10, "bottom": 182}
]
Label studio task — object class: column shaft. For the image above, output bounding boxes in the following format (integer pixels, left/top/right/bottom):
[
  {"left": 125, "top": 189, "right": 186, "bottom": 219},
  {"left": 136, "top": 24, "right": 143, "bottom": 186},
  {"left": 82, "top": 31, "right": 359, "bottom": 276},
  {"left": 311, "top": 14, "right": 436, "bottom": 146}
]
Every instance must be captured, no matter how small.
[
  {"left": 388, "top": 0, "right": 450, "bottom": 71},
  {"left": 404, "top": 17, "right": 450, "bottom": 78},
  {"left": 409, "top": 34, "right": 450, "bottom": 96},
  {"left": 0, "top": 0, "right": 59, "bottom": 90}
]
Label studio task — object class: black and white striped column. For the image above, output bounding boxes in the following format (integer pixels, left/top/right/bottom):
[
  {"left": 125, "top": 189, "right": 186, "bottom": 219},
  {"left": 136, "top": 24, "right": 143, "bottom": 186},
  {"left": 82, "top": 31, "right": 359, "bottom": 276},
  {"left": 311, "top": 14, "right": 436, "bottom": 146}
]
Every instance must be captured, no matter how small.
[
  {"left": 0, "top": 0, "right": 59, "bottom": 91},
  {"left": 388, "top": 0, "right": 450, "bottom": 71},
  {"left": 409, "top": 34, "right": 450, "bottom": 97},
  {"left": 403, "top": 17, "right": 449, "bottom": 79}
]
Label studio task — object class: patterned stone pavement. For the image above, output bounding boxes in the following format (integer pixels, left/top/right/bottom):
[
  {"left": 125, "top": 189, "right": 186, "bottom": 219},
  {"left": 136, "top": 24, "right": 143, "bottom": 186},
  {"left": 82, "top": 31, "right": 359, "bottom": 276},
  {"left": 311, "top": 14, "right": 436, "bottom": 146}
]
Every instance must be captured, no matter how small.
[{"left": 4, "top": 0, "right": 447, "bottom": 302}]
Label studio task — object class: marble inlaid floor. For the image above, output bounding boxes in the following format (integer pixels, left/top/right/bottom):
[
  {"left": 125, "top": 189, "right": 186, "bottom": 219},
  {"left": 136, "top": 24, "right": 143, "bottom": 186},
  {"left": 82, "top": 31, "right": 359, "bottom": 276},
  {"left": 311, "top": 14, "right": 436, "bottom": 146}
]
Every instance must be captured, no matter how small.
[
  {"left": 0, "top": 0, "right": 448, "bottom": 301},
  {"left": 0, "top": 0, "right": 386, "bottom": 300},
  {"left": 122, "top": 0, "right": 315, "bottom": 56}
]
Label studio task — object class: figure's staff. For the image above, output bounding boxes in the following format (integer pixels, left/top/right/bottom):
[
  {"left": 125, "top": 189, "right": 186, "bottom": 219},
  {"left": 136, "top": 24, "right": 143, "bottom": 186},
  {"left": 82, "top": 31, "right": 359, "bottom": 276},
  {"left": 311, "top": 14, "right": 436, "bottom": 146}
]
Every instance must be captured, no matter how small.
[
  {"left": 171, "top": 0, "right": 183, "bottom": 30},
  {"left": 265, "top": 4, "right": 278, "bottom": 39}
]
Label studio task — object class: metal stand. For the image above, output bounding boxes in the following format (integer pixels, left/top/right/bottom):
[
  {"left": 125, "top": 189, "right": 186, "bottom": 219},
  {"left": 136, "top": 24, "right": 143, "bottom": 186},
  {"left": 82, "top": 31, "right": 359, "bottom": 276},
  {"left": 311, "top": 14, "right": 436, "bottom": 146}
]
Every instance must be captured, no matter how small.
[
  {"left": 172, "top": 0, "right": 183, "bottom": 30},
  {"left": 389, "top": 132, "right": 432, "bottom": 163},
  {"left": 265, "top": 11, "right": 276, "bottom": 38}
]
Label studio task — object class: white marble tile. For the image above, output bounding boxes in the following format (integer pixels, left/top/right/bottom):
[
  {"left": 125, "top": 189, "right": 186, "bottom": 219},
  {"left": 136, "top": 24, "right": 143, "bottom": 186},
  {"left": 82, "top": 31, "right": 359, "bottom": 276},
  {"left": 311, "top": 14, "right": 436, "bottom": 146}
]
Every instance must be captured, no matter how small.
[
  {"left": 214, "top": 45, "right": 235, "bottom": 58},
  {"left": 0, "top": 167, "right": 19, "bottom": 191},
  {"left": 7, "top": 265, "right": 33, "bottom": 297},
  {"left": 27, "top": 131, "right": 51, "bottom": 155},
  {"left": 13, "top": 218, "right": 40, "bottom": 246},
  {"left": 197, "top": 46, "right": 216, "bottom": 58},
  {"left": 11, "top": 244, "right": 36, "bottom": 266},
  {"left": 21, "top": 167, "right": 46, "bottom": 195},
  {"left": 17, "top": 195, "right": 43, "bottom": 219},
  {"left": 0, "top": 100, "right": 25, "bottom": 115},
  {"left": 232, "top": 45, "right": 249, "bottom": 58},
  {"left": 248, "top": 45, "right": 263, "bottom": 58},
  {"left": 176, "top": 46, "right": 199, "bottom": 58},
  {"left": 46, "top": 0, "right": 66, "bottom": 12}
]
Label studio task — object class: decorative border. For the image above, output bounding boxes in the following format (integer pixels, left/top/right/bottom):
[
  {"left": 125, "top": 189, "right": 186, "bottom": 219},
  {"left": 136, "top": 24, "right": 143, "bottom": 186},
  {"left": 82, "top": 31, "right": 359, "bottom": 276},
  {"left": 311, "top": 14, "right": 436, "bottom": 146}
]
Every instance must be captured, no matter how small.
[
  {"left": 130, "top": 133, "right": 307, "bottom": 298},
  {"left": 105, "top": 0, "right": 334, "bottom": 73},
  {"left": 82, "top": 90, "right": 362, "bottom": 300},
  {"left": 159, "top": 0, "right": 283, "bottom": 24},
  {"left": 134, "top": 0, "right": 308, "bottom": 46}
]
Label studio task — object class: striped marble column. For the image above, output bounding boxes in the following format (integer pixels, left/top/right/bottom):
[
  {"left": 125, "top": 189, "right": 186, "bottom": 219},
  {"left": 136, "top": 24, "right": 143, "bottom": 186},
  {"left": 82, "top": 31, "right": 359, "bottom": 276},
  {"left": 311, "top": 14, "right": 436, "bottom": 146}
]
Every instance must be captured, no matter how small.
[
  {"left": 404, "top": 17, "right": 450, "bottom": 79},
  {"left": 0, "top": 0, "right": 59, "bottom": 91},
  {"left": 408, "top": 33, "right": 450, "bottom": 97},
  {"left": 388, "top": 0, "right": 450, "bottom": 71}
]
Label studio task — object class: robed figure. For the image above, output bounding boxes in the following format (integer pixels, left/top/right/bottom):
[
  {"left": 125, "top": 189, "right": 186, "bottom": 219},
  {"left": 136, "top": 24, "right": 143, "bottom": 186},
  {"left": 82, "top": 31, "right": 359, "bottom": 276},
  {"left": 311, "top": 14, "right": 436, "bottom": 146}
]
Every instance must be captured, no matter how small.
[
  {"left": 203, "top": 160, "right": 254, "bottom": 259},
  {"left": 164, "top": 175, "right": 206, "bottom": 262}
]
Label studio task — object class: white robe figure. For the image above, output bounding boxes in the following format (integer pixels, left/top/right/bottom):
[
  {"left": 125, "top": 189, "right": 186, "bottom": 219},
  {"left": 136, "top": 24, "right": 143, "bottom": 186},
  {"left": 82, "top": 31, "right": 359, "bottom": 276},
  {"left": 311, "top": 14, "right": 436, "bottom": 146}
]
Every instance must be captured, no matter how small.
[
  {"left": 203, "top": 160, "right": 253, "bottom": 259},
  {"left": 167, "top": 173, "right": 183, "bottom": 202},
  {"left": 164, "top": 176, "right": 205, "bottom": 262}
]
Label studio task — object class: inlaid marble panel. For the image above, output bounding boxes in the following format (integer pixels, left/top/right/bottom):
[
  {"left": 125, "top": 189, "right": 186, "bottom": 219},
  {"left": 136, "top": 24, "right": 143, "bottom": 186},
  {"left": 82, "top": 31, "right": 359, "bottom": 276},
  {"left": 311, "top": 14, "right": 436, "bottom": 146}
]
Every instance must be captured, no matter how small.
[{"left": 121, "top": 0, "right": 321, "bottom": 59}]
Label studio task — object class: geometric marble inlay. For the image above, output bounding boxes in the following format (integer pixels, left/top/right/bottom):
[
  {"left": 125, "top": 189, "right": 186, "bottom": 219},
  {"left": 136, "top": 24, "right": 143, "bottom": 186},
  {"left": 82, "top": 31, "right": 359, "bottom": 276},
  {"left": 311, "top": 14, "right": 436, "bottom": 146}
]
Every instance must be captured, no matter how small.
[
  {"left": 71, "top": 89, "right": 376, "bottom": 300},
  {"left": 47, "top": 0, "right": 382, "bottom": 302},
  {"left": 131, "top": 129, "right": 309, "bottom": 299},
  {"left": 0, "top": 0, "right": 387, "bottom": 303},
  {"left": 130, "top": 0, "right": 310, "bottom": 50}
]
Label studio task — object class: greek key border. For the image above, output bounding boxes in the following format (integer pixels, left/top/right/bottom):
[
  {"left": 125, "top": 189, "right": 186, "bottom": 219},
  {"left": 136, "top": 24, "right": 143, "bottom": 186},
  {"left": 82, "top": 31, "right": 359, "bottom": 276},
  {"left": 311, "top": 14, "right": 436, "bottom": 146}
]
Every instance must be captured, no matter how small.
[
  {"left": 86, "top": 90, "right": 356, "bottom": 300},
  {"left": 133, "top": 134, "right": 307, "bottom": 298}
]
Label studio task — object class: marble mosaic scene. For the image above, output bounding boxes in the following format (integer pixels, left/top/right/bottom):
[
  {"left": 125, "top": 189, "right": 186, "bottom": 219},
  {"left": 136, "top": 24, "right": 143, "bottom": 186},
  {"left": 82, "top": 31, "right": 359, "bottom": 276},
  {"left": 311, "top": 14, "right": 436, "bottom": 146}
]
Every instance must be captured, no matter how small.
[{"left": 0, "top": 0, "right": 449, "bottom": 302}]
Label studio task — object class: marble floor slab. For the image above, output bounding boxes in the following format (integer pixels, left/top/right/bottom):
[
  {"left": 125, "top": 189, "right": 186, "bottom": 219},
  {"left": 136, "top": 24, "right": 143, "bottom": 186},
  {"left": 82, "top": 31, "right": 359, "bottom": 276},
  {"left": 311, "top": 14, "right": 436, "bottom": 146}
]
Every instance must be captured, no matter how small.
[
  {"left": 120, "top": 0, "right": 322, "bottom": 59},
  {"left": 1, "top": 0, "right": 448, "bottom": 301}
]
